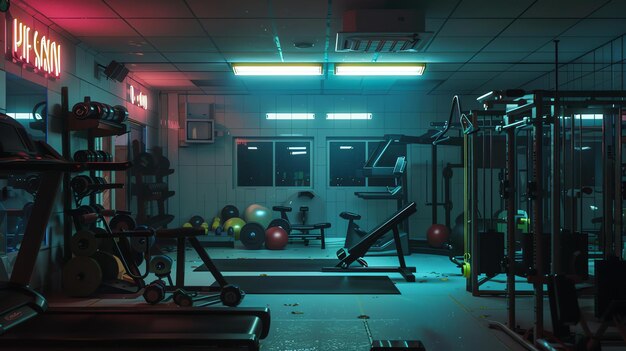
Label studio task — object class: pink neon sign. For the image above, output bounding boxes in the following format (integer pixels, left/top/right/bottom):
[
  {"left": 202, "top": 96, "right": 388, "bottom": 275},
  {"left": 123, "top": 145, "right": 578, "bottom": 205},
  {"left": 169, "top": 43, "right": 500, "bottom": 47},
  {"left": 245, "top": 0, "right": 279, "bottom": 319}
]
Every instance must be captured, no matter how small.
[
  {"left": 129, "top": 85, "right": 148, "bottom": 110},
  {"left": 12, "top": 18, "right": 61, "bottom": 78}
]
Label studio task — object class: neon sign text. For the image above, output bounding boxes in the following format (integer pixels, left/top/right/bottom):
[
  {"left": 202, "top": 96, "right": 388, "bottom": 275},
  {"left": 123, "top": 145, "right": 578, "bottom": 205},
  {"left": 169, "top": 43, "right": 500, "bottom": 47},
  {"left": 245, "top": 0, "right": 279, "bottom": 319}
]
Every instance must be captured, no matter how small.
[
  {"left": 12, "top": 18, "right": 61, "bottom": 78},
  {"left": 129, "top": 85, "right": 148, "bottom": 110}
]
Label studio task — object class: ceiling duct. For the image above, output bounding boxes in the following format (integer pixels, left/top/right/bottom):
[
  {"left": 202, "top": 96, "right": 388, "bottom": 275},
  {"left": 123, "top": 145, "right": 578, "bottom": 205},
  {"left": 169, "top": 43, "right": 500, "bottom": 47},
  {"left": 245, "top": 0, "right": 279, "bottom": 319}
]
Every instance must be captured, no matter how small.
[{"left": 336, "top": 9, "right": 432, "bottom": 53}]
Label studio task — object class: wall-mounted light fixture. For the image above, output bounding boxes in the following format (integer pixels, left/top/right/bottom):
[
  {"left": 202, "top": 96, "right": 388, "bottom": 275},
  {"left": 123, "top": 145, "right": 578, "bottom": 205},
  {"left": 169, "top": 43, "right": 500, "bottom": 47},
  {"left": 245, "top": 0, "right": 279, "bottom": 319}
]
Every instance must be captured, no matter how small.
[
  {"left": 233, "top": 63, "right": 323, "bottom": 76},
  {"left": 334, "top": 63, "right": 425, "bottom": 76},
  {"left": 326, "top": 113, "right": 372, "bottom": 120},
  {"left": 266, "top": 113, "right": 315, "bottom": 120}
]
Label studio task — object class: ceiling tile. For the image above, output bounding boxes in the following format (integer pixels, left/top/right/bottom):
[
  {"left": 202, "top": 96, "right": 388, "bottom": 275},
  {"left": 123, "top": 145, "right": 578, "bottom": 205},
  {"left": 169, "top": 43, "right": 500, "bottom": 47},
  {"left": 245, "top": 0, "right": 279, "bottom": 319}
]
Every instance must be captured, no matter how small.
[
  {"left": 147, "top": 37, "right": 217, "bottom": 52},
  {"left": 522, "top": 0, "right": 608, "bottom": 18},
  {"left": 275, "top": 19, "right": 326, "bottom": 52},
  {"left": 469, "top": 52, "right": 530, "bottom": 63},
  {"left": 523, "top": 51, "right": 586, "bottom": 63},
  {"left": 281, "top": 52, "right": 326, "bottom": 62},
  {"left": 452, "top": 0, "right": 535, "bottom": 18},
  {"left": 482, "top": 37, "right": 551, "bottom": 52},
  {"left": 222, "top": 52, "right": 282, "bottom": 62},
  {"left": 77, "top": 36, "right": 156, "bottom": 53},
  {"left": 434, "top": 79, "right": 487, "bottom": 91},
  {"left": 426, "top": 63, "right": 464, "bottom": 71},
  {"left": 105, "top": 0, "right": 194, "bottom": 18},
  {"left": 590, "top": 1, "right": 626, "bottom": 18},
  {"left": 141, "top": 79, "right": 196, "bottom": 87},
  {"left": 52, "top": 19, "right": 138, "bottom": 36},
  {"left": 507, "top": 63, "right": 556, "bottom": 72},
  {"left": 460, "top": 63, "right": 513, "bottom": 71},
  {"left": 212, "top": 36, "right": 277, "bottom": 52},
  {"left": 437, "top": 19, "right": 512, "bottom": 37},
  {"left": 134, "top": 72, "right": 190, "bottom": 80},
  {"left": 24, "top": 0, "right": 118, "bottom": 18},
  {"left": 162, "top": 52, "right": 225, "bottom": 62},
  {"left": 391, "top": 79, "right": 443, "bottom": 91},
  {"left": 99, "top": 52, "right": 168, "bottom": 62},
  {"left": 538, "top": 37, "right": 614, "bottom": 53},
  {"left": 186, "top": 0, "right": 269, "bottom": 18},
  {"left": 500, "top": 19, "right": 578, "bottom": 37},
  {"left": 562, "top": 19, "right": 626, "bottom": 37},
  {"left": 272, "top": 0, "right": 328, "bottom": 18},
  {"left": 183, "top": 71, "right": 233, "bottom": 79},
  {"left": 198, "top": 19, "right": 273, "bottom": 36},
  {"left": 126, "top": 63, "right": 178, "bottom": 71},
  {"left": 174, "top": 63, "right": 231, "bottom": 71},
  {"left": 427, "top": 36, "right": 492, "bottom": 52},
  {"left": 450, "top": 71, "right": 501, "bottom": 80},
  {"left": 412, "top": 0, "right": 460, "bottom": 19},
  {"left": 127, "top": 19, "right": 206, "bottom": 36}
]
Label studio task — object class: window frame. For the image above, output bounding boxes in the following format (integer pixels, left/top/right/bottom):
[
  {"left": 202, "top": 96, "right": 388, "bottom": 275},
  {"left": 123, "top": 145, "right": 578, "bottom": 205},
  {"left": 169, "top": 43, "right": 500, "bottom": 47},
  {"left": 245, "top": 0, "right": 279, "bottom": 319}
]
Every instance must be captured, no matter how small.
[{"left": 234, "top": 137, "right": 313, "bottom": 188}]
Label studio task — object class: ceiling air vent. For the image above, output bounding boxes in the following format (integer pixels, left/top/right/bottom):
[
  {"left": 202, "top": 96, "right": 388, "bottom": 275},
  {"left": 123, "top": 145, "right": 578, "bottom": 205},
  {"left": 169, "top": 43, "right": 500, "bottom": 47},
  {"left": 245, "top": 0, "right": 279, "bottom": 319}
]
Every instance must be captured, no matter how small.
[{"left": 335, "top": 9, "right": 432, "bottom": 53}]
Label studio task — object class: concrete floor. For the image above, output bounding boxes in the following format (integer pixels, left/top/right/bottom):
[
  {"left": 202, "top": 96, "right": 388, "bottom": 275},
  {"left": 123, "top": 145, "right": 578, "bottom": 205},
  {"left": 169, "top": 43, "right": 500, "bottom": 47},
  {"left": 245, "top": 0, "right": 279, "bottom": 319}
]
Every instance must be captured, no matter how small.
[{"left": 50, "top": 237, "right": 625, "bottom": 351}]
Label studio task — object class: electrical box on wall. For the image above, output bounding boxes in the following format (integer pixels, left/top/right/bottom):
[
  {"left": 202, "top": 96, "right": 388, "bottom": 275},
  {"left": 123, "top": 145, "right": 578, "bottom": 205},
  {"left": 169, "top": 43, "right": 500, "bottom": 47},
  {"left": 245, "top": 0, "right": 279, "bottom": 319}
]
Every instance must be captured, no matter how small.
[{"left": 179, "top": 102, "right": 216, "bottom": 147}]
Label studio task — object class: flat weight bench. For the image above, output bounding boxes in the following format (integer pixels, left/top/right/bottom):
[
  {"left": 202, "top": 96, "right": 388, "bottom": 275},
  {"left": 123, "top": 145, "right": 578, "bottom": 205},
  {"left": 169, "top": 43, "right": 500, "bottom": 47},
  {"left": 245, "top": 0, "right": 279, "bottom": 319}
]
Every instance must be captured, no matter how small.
[{"left": 272, "top": 206, "right": 330, "bottom": 249}]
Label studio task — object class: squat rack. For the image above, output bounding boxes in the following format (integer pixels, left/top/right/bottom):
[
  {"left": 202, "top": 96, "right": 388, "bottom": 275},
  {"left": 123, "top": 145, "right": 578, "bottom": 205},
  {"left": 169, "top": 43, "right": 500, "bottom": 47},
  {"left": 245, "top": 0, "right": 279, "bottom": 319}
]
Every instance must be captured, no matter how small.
[{"left": 474, "top": 89, "right": 626, "bottom": 347}]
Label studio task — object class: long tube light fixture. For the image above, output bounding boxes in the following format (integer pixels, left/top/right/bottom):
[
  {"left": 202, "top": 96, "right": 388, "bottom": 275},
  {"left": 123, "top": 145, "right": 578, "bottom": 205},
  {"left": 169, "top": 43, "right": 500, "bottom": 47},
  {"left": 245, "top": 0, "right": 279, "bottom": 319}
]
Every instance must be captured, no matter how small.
[
  {"left": 335, "top": 63, "right": 425, "bottom": 76},
  {"left": 266, "top": 113, "right": 315, "bottom": 120},
  {"left": 233, "top": 63, "right": 323, "bottom": 76},
  {"left": 326, "top": 113, "right": 372, "bottom": 120}
]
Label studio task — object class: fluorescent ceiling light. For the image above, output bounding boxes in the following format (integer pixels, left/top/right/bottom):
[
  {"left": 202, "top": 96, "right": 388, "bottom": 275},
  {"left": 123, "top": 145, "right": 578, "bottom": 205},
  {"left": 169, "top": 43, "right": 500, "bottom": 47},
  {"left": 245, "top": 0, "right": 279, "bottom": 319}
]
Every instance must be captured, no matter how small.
[
  {"left": 247, "top": 146, "right": 258, "bottom": 150},
  {"left": 335, "top": 63, "right": 425, "bottom": 76},
  {"left": 6, "top": 113, "right": 35, "bottom": 120},
  {"left": 233, "top": 63, "right": 323, "bottom": 76},
  {"left": 290, "top": 151, "right": 307, "bottom": 155},
  {"left": 288, "top": 146, "right": 307, "bottom": 150},
  {"left": 327, "top": 113, "right": 372, "bottom": 120},
  {"left": 339, "top": 146, "right": 354, "bottom": 150},
  {"left": 266, "top": 113, "right": 315, "bottom": 120}
]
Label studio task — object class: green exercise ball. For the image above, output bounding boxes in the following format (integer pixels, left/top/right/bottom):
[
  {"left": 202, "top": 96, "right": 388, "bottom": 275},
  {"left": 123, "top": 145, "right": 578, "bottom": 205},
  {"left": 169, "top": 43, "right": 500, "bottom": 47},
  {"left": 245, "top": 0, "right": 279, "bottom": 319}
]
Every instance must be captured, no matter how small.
[
  {"left": 244, "top": 204, "right": 272, "bottom": 228},
  {"left": 223, "top": 217, "right": 246, "bottom": 240}
]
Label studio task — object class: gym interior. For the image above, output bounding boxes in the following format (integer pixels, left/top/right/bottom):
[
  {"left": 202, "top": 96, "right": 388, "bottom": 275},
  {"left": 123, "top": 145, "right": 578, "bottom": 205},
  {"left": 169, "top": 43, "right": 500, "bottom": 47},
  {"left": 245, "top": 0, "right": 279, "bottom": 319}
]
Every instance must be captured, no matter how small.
[{"left": 1, "top": 1, "right": 626, "bottom": 350}]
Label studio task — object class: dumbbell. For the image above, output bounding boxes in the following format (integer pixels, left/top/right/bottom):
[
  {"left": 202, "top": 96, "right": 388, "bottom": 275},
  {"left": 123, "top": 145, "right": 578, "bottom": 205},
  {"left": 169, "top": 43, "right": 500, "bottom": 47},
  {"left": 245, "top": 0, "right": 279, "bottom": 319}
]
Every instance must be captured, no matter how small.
[
  {"left": 73, "top": 150, "right": 96, "bottom": 162},
  {"left": 93, "top": 102, "right": 114, "bottom": 121},
  {"left": 70, "top": 230, "right": 101, "bottom": 257},
  {"left": 149, "top": 255, "right": 173, "bottom": 276},
  {"left": 113, "top": 105, "right": 129, "bottom": 123},
  {"left": 72, "top": 102, "right": 99, "bottom": 120},
  {"left": 143, "top": 279, "right": 167, "bottom": 305},
  {"left": 70, "top": 175, "right": 95, "bottom": 197}
]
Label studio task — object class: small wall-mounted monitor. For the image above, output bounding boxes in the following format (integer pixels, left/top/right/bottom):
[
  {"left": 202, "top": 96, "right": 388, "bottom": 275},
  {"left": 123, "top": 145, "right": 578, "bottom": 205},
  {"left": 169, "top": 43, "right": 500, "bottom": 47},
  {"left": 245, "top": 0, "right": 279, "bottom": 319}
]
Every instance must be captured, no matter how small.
[{"left": 186, "top": 119, "right": 214, "bottom": 143}]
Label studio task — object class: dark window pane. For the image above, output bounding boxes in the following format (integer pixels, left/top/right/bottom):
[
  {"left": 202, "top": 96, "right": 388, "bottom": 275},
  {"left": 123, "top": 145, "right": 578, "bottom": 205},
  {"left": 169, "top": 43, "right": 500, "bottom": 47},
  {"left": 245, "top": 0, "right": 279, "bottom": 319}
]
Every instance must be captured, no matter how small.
[
  {"left": 237, "top": 140, "right": 273, "bottom": 186},
  {"left": 368, "top": 141, "right": 406, "bottom": 186},
  {"left": 329, "top": 141, "right": 366, "bottom": 186},
  {"left": 275, "top": 141, "right": 311, "bottom": 186}
]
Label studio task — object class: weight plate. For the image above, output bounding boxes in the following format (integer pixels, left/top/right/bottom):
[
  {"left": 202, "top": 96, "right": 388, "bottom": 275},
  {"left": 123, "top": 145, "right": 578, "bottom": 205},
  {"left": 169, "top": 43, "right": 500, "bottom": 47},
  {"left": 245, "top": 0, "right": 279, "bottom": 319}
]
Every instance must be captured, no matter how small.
[
  {"left": 62, "top": 256, "right": 102, "bottom": 297},
  {"left": 71, "top": 230, "right": 99, "bottom": 257},
  {"left": 220, "top": 284, "right": 244, "bottom": 307},
  {"left": 91, "top": 251, "right": 121, "bottom": 281},
  {"left": 149, "top": 255, "right": 173, "bottom": 276},
  {"left": 113, "top": 105, "right": 129, "bottom": 123},
  {"left": 109, "top": 214, "right": 136, "bottom": 232},
  {"left": 70, "top": 175, "right": 92, "bottom": 197},
  {"left": 134, "top": 153, "right": 156, "bottom": 172},
  {"left": 240, "top": 222, "right": 266, "bottom": 250},
  {"left": 189, "top": 215, "right": 205, "bottom": 228},
  {"left": 143, "top": 281, "right": 165, "bottom": 305},
  {"left": 268, "top": 218, "right": 291, "bottom": 234},
  {"left": 72, "top": 102, "right": 94, "bottom": 120},
  {"left": 130, "top": 234, "right": 156, "bottom": 253}
]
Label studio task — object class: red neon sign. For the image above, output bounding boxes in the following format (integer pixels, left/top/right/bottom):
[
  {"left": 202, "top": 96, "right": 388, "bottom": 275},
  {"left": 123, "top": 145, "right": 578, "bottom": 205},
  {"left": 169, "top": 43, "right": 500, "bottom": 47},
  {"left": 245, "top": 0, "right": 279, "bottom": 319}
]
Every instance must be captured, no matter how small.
[
  {"left": 129, "top": 85, "right": 148, "bottom": 110},
  {"left": 12, "top": 18, "right": 61, "bottom": 78}
]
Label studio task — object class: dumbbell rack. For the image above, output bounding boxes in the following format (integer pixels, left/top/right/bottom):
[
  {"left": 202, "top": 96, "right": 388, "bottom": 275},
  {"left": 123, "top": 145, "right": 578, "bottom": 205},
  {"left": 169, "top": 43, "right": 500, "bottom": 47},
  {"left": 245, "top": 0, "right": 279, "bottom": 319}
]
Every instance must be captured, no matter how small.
[
  {"left": 61, "top": 87, "right": 131, "bottom": 262},
  {"left": 131, "top": 141, "right": 175, "bottom": 229}
]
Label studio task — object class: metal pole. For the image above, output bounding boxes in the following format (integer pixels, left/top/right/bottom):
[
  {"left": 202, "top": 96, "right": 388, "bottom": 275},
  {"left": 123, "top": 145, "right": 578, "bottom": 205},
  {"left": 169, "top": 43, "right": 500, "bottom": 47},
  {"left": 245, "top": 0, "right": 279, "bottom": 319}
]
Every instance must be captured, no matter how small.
[
  {"left": 532, "top": 94, "right": 545, "bottom": 341},
  {"left": 432, "top": 144, "right": 438, "bottom": 224},
  {"left": 505, "top": 126, "right": 517, "bottom": 329},
  {"left": 614, "top": 111, "right": 623, "bottom": 258},
  {"left": 552, "top": 40, "right": 562, "bottom": 274}
]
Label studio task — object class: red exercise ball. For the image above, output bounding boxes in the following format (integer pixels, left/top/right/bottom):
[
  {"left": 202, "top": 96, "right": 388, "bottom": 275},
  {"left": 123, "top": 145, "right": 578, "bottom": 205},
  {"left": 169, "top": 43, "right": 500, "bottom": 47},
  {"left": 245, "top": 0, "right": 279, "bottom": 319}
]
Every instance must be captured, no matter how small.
[
  {"left": 265, "top": 226, "right": 288, "bottom": 250},
  {"left": 427, "top": 224, "right": 450, "bottom": 248}
]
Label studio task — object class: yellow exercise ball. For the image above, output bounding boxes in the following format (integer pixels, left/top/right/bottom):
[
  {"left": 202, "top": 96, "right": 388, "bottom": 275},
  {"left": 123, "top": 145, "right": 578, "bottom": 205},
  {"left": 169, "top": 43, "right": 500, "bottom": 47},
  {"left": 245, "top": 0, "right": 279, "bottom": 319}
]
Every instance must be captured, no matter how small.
[{"left": 223, "top": 217, "right": 246, "bottom": 240}]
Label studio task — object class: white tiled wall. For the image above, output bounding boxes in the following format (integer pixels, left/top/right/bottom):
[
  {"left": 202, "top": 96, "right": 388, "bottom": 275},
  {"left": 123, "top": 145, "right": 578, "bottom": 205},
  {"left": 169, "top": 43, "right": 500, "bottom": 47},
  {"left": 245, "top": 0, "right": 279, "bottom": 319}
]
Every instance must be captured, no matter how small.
[{"left": 163, "top": 93, "right": 480, "bottom": 241}]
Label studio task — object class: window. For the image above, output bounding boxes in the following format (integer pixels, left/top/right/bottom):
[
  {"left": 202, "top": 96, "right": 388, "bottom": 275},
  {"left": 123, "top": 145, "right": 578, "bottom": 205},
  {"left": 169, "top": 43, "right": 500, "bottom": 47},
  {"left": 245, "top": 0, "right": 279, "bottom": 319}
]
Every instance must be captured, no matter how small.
[
  {"left": 328, "top": 139, "right": 407, "bottom": 187},
  {"left": 235, "top": 138, "right": 312, "bottom": 187},
  {"left": 329, "top": 141, "right": 366, "bottom": 186}
]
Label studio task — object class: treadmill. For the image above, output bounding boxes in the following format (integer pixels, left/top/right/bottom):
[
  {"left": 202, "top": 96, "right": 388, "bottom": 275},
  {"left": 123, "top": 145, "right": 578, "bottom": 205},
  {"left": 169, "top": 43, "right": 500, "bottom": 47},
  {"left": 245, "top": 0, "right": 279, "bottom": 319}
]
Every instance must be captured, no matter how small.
[{"left": 0, "top": 114, "right": 270, "bottom": 350}]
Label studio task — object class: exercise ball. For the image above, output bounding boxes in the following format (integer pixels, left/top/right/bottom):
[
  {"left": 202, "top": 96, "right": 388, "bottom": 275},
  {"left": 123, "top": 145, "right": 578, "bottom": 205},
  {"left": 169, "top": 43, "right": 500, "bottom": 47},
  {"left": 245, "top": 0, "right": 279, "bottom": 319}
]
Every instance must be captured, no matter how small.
[
  {"left": 221, "top": 205, "right": 239, "bottom": 222},
  {"left": 223, "top": 217, "right": 245, "bottom": 240},
  {"left": 265, "top": 226, "right": 288, "bottom": 250},
  {"left": 244, "top": 204, "right": 272, "bottom": 228},
  {"left": 427, "top": 224, "right": 450, "bottom": 248}
]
